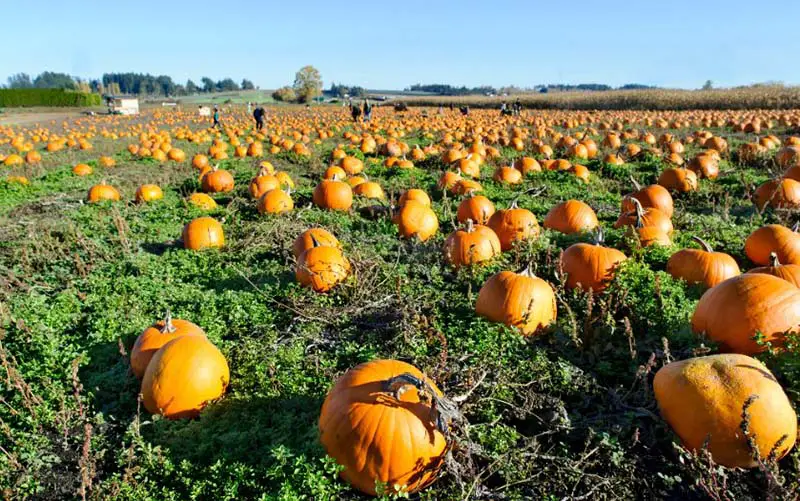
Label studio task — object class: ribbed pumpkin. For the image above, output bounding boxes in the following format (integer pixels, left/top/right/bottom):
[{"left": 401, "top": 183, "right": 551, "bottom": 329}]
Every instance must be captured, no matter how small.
[
  {"left": 182, "top": 217, "right": 224, "bottom": 250},
  {"left": 437, "top": 171, "right": 462, "bottom": 192},
  {"left": 654, "top": 354, "right": 796, "bottom": 468},
  {"left": 753, "top": 178, "right": 800, "bottom": 210},
  {"left": 296, "top": 242, "right": 350, "bottom": 292},
  {"left": 745, "top": 224, "right": 800, "bottom": 265},
  {"left": 192, "top": 154, "right": 210, "bottom": 170},
  {"left": 487, "top": 201, "right": 539, "bottom": 251},
  {"left": 141, "top": 336, "right": 229, "bottom": 419},
  {"left": 293, "top": 228, "right": 340, "bottom": 258},
  {"left": 493, "top": 166, "right": 522, "bottom": 184},
  {"left": 476, "top": 265, "right": 557, "bottom": 335},
  {"left": 561, "top": 230, "right": 627, "bottom": 292},
  {"left": 513, "top": 157, "right": 541, "bottom": 175},
  {"left": 318, "top": 360, "right": 451, "bottom": 496},
  {"left": 394, "top": 200, "right": 439, "bottom": 242},
  {"left": 257, "top": 189, "right": 293, "bottom": 214},
  {"left": 747, "top": 252, "right": 800, "bottom": 287},
  {"left": 130, "top": 312, "right": 206, "bottom": 378},
  {"left": 691, "top": 273, "right": 800, "bottom": 354},
  {"left": 686, "top": 154, "right": 719, "bottom": 179},
  {"left": 666, "top": 236, "right": 740, "bottom": 288},
  {"left": 313, "top": 180, "right": 353, "bottom": 211},
  {"left": 87, "top": 184, "right": 121, "bottom": 203},
  {"left": 621, "top": 180, "right": 674, "bottom": 218},
  {"left": 339, "top": 156, "right": 364, "bottom": 175},
  {"left": 543, "top": 200, "right": 598, "bottom": 235},
  {"left": 201, "top": 166, "right": 235, "bottom": 193},
  {"left": 456, "top": 194, "right": 495, "bottom": 225},
  {"left": 135, "top": 184, "right": 163, "bottom": 203},
  {"left": 444, "top": 220, "right": 501, "bottom": 268}
]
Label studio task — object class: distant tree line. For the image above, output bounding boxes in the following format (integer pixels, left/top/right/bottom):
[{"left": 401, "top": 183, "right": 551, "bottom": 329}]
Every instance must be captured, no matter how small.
[
  {"left": 327, "top": 83, "right": 366, "bottom": 98},
  {"left": 407, "top": 82, "right": 660, "bottom": 96},
  {"left": 406, "top": 84, "right": 498, "bottom": 96},
  {"left": 4, "top": 71, "right": 257, "bottom": 97}
]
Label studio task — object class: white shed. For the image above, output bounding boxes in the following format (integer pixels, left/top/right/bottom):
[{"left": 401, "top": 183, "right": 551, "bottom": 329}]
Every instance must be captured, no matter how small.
[{"left": 106, "top": 96, "right": 139, "bottom": 115}]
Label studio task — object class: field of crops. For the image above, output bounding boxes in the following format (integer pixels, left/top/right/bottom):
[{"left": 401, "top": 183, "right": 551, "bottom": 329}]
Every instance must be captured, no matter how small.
[
  {"left": 398, "top": 86, "right": 800, "bottom": 110},
  {"left": 2, "top": 105, "right": 800, "bottom": 500}
]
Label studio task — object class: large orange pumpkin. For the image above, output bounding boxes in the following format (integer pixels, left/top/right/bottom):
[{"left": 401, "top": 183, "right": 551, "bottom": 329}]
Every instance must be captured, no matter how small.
[
  {"left": 87, "top": 184, "right": 121, "bottom": 203},
  {"left": 487, "top": 202, "right": 539, "bottom": 251},
  {"left": 561, "top": 231, "right": 627, "bottom": 292},
  {"left": 141, "top": 336, "right": 229, "bottom": 419},
  {"left": 654, "top": 354, "right": 796, "bottom": 468},
  {"left": 201, "top": 166, "right": 235, "bottom": 193},
  {"left": 753, "top": 178, "right": 800, "bottom": 210},
  {"left": 135, "top": 184, "right": 163, "bottom": 203},
  {"left": 296, "top": 244, "right": 350, "bottom": 292},
  {"left": 747, "top": 252, "right": 800, "bottom": 288},
  {"left": 293, "top": 228, "right": 341, "bottom": 258},
  {"left": 318, "top": 360, "right": 450, "bottom": 496},
  {"left": 257, "top": 189, "right": 293, "bottom": 214},
  {"left": 745, "top": 224, "right": 800, "bottom": 265},
  {"left": 456, "top": 194, "right": 495, "bottom": 225},
  {"left": 691, "top": 273, "right": 800, "bottom": 354}
]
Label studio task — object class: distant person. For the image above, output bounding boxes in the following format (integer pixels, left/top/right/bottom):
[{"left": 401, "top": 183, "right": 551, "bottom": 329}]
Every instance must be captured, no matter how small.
[
  {"left": 351, "top": 103, "right": 362, "bottom": 122},
  {"left": 500, "top": 101, "right": 508, "bottom": 116},
  {"left": 514, "top": 98, "right": 522, "bottom": 116},
  {"left": 212, "top": 106, "right": 220, "bottom": 128},
  {"left": 362, "top": 99, "right": 372, "bottom": 122},
  {"left": 253, "top": 104, "right": 265, "bottom": 131},
  {"left": 247, "top": 101, "right": 252, "bottom": 114}
]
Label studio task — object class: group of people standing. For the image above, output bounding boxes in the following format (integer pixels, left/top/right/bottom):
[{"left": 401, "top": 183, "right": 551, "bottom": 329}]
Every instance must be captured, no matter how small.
[
  {"left": 500, "top": 99, "right": 523, "bottom": 116},
  {"left": 208, "top": 102, "right": 267, "bottom": 131},
  {"left": 350, "top": 99, "right": 373, "bottom": 123}
]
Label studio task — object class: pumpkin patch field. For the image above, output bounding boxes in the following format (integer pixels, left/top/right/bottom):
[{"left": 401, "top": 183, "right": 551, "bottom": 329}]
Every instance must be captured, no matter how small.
[{"left": 4, "top": 105, "right": 800, "bottom": 499}]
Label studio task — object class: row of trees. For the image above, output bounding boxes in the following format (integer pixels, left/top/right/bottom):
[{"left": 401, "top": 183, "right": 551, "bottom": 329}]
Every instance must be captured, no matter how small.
[
  {"left": 4, "top": 72, "right": 257, "bottom": 97},
  {"left": 327, "top": 83, "right": 366, "bottom": 98},
  {"left": 408, "top": 83, "right": 661, "bottom": 95},
  {"left": 406, "top": 83, "right": 497, "bottom": 95}
]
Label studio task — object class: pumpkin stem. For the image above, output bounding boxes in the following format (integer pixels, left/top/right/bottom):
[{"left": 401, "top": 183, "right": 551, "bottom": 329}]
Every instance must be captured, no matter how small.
[
  {"left": 594, "top": 227, "right": 606, "bottom": 245},
  {"left": 465, "top": 219, "right": 475, "bottom": 233},
  {"left": 630, "top": 175, "right": 642, "bottom": 192},
  {"left": 691, "top": 235, "right": 713, "bottom": 253},
  {"left": 161, "top": 309, "right": 177, "bottom": 334},
  {"left": 793, "top": 221, "right": 800, "bottom": 233},
  {"left": 309, "top": 232, "right": 321, "bottom": 248},
  {"left": 626, "top": 197, "right": 646, "bottom": 228},
  {"left": 769, "top": 252, "right": 781, "bottom": 267},
  {"left": 382, "top": 372, "right": 459, "bottom": 436},
  {"left": 519, "top": 262, "right": 535, "bottom": 277}
]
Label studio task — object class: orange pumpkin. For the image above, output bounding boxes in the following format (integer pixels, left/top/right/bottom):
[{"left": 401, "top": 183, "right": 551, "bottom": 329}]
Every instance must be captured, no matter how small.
[
  {"left": 666, "top": 236, "right": 740, "bottom": 288},
  {"left": 296, "top": 243, "right": 350, "bottom": 292},
  {"left": 135, "top": 184, "right": 163, "bottom": 203},
  {"left": 293, "top": 228, "right": 341, "bottom": 258},
  {"left": 249, "top": 170, "right": 280, "bottom": 199},
  {"left": 398, "top": 189, "right": 431, "bottom": 208},
  {"left": 753, "top": 178, "right": 800, "bottom": 210},
  {"left": 561, "top": 231, "right": 627, "bottom": 292},
  {"left": 72, "top": 163, "right": 92, "bottom": 176},
  {"left": 747, "top": 252, "right": 800, "bottom": 288},
  {"left": 393, "top": 200, "right": 439, "bottom": 241},
  {"left": 313, "top": 180, "right": 353, "bottom": 211},
  {"left": 543, "top": 200, "right": 598, "bottom": 235},
  {"left": 658, "top": 167, "right": 698, "bottom": 193},
  {"left": 141, "top": 336, "right": 229, "bottom": 419},
  {"left": 476, "top": 265, "right": 557, "bottom": 335},
  {"left": 745, "top": 224, "right": 800, "bottom": 265},
  {"left": 182, "top": 217, "right": 225, "bottom": 250},
  {"left": 318, "top": 360, "right": 450, "bottom": 496},
  {"left": 257, "top": 189, "right": 293, "bottom": 214},
  {"left": 487, "top": 202, "right": 539, "bottom": 251},
  {"left": 353, "top": 181, "right": 385, "bottom": 200},
  {"left": 201, "top": 166, "right": 235, "bottom": 193},
  {"left": 187, "top": 193, "right": 217, "bottom": 210},
  {"left": 87, "top": 184, "right": 121, "bottom": 203},
  {"left": 456, "top": 194, "right": 495, "bottom": 225},
  {"left": 621, "top": 181, "right": 674, "bottom": 218},
  {"left": 654, "top": 354, "right": 796, "bottom": 468},
  {"left": 443, "top": 220, "right": 501, "bottom": 267},
  {"left": 130, "top": 312, "right": 206, "bottom": 378},
  {"left": 691, "top": 273, "right": 800, "bottom": 354}
]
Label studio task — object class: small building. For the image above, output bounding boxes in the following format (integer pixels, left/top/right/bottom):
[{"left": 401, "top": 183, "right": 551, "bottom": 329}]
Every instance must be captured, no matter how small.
[{"left": 104, "top": 95, "right": 139, "bottom": 115}]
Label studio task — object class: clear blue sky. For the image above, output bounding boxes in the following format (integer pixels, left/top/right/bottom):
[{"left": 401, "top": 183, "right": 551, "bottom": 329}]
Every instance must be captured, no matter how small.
[{"left": 3, "top": 0, "right": 799, "bottom": 90}]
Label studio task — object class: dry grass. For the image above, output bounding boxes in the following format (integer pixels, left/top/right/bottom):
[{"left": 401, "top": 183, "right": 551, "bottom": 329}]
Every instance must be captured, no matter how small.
[{"left": 396, "top": 86, "right": 800, "bottom": 110}]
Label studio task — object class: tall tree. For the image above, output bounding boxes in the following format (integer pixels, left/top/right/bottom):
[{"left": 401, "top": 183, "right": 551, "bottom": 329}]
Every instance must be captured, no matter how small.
[
  {"left": 293, "top": 65, "right": 323, "bottom": 103},
  {"left": 33, "top": 72, "right": 76, "bottom": 90},
  {"left": 241, "top": 78, "right": 255, "bottom": 90},
  {"left": 186, "top": 79, "right": 198, "bottom": 94},
  {"left": 201, "top": 77, "right": 215, "bottom": 93},
  {"left": 216, "top": 78, "right": 240, "bottom": 92},
  {"left": 7, "top": 73, "right": 33, "bottom": 88}
]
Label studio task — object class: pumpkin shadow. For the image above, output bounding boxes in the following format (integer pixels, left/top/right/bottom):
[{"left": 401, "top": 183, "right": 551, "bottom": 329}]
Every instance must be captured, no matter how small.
[{"left": 140, "top": 240, "right": 181, "bottom": 255}]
